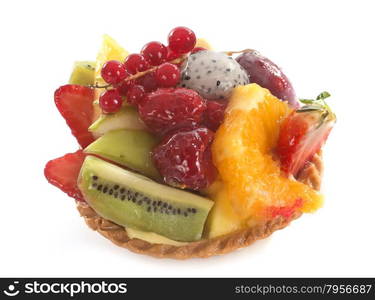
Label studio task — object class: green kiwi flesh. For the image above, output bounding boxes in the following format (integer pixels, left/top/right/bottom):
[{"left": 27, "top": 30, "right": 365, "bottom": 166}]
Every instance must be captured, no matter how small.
[
  {"left": 78, "top": 156, "right": 214, "bottom": 242},
  {"left": 69, "top": 61, "right": 96, "bottom": 86}
]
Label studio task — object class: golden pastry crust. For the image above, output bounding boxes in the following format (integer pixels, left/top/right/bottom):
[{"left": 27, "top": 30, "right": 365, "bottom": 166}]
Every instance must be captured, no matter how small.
[{"left": 76, "top": 153, "right": 323, "bottom": 259}]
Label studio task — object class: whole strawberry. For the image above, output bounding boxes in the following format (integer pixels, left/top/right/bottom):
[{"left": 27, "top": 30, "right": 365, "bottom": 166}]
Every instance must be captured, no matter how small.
[
  {"left": 152, "top": 127, "right": 217, "bottom": 190},
  {"left": 138, "top": 88, "right": 206, "bottom": 136},
  {"left": 277, "top": 92, "right": 336, "bottom": 176}
]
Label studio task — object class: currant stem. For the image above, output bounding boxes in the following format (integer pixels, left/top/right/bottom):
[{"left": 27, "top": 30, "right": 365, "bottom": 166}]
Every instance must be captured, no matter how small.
[
  {"left": 125, "top": 55, "right": 188, "bottom": 82},
  {"left": 88, "top": 83, "right": 112, "bottom": 89},
  {"left": 225, "top": 49, "right": 256, "bottom": 56}
]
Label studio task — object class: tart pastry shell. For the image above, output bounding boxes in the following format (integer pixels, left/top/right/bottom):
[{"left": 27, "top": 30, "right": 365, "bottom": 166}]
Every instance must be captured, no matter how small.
[{"left": 77, "top": 153, "right": 323, "bottom": 259}]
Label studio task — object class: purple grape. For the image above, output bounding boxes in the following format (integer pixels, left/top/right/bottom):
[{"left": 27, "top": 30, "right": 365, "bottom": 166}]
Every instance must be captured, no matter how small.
[{"left": 236, "top": 51, "right": 299, "bottom": 108}]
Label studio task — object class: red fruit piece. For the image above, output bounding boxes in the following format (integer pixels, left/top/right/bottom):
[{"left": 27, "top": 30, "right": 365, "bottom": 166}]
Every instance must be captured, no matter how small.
[
  {"left": 126, "top": 85, "right": 145, "bottom": 106},
  {"left": 138, "top": 88, "right": 206, "bottom": 135},
  {"left": 236, "top": 51, "right": 299, "bottom": 108},
  {"left": 152, "top": 127, "right": 217, "bottom": 190},
  {"left": 54, "top": 85, "right": 95, "bottom": 148},
  {"left": 277, "top": 102, "right": 335, "bottom": 176},
  {"left": 44, "top": 150, "right": 86, "bottom": 201},
  {"left": 267, "top": 198, "right": 303, "bottom": 219},
  {"left": 116, "top": 79, "right": 135, "bottom": 96},
  {"left": 191, "top": 47, "right": 206, "bottom": 54},
  {"left": 203, "top": 100, "right": 227, "bottom": 131},
  {"left": 136, "top": 72, "right": 158, "bottom": 92}
]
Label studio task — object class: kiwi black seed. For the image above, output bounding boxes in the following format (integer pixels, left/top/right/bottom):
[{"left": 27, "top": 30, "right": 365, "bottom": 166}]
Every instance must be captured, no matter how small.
[{"left": 89, "top": 174, "right": 200, "bottom": 217}]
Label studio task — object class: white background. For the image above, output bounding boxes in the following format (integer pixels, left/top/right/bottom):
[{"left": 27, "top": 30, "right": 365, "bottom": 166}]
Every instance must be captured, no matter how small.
[{"left": 0, "top": 0, "right": 374, "bottom": 277}]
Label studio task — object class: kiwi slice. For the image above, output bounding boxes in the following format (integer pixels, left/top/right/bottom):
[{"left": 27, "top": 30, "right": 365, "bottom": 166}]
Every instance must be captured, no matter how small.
[
  {"left": 84, "top": 129, "right": 160, "bottom": 180},
  {"left": 78, "top": 156, "right": 214, "bottom": 242},
  {"left": 88, "top": 106, "right": 146, "bottom": 138},
  {"left": 69, "top": 61, "right": 96, "bottom": 86}
]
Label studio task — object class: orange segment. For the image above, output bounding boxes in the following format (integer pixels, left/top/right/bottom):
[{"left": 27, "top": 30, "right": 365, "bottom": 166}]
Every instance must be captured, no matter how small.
[{"left": 206, "top": 84, "right": 322, "bottom": 237}]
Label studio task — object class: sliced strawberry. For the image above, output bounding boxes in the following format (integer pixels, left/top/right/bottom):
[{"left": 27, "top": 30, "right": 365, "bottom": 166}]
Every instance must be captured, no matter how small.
[
  {"left": 276, "top": 93, "right": 335, "bottom": 177},
  {"left": 54, "top": 84, "right": 95, "bottom": 148},
  {"left": 44, "top": 150, "right": 86, "bottom": 201}
]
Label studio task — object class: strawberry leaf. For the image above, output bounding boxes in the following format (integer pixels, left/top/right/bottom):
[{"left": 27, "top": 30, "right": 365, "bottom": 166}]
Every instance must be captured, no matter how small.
[
  {"left": 299, "top": 99, "right": 315, "bottom": 104},
  {"left": 316, "top": 91, "right": 331, "bottom": 101},
  {"left": 300, "top": 91, "right": 331, "bottom": 104}
]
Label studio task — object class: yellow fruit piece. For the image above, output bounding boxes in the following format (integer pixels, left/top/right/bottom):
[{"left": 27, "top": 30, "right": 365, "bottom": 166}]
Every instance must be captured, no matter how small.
[
  {"left": 206, "top": 84, "right": 323, "bottom": 238},
  {"left": 126, "top": 227, "right": 187, "bottom": 246},
  {"left": 91, "top": 35, "right": 129, "bottom": 123},
  {"left": 204, "top": 181, "right": 246, "bottom": 238},
  {"left": 95, "top": 34, "right": 129, "bottom": 85},
  {"left": 196, "top": 38, "right": 212, "bottom": 50}
]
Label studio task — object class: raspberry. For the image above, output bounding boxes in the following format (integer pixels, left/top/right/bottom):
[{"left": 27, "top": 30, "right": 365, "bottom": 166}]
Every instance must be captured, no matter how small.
[
  {"left": 203, "top": 100, "right": 227, "bottom": 131},
  {"left": 152, "top": 127, "right": 217, "bottom": 190},
  {"left": 138, "top": 88, "right": 206, "bottom": 135}
]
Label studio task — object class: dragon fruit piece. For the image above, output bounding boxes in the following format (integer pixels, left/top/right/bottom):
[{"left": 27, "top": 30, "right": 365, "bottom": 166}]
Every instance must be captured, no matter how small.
[{"left": 180, "top": 50, "right": 249, "bottom": 100}]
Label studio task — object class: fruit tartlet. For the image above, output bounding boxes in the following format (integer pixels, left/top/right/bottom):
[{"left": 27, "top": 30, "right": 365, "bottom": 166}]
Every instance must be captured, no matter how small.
[{"left": 45, "top": 27, "right": 336, "bottom": 259}]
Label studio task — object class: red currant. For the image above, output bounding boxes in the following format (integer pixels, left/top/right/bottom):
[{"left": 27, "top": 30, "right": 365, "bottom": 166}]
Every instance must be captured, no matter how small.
[
  {"left": 136, "top": 72, "right": 158, "bottom": 92},
  {"left": 124, "top": 53, "right": 149, "bottom": 75},
  {"left": 168, "top": 27, "right": 196, "bottom": 54},
  {"left": 191, "top": 47, "right": 206, "bottom": 54},
  {"left": 101, "top": 60, "right": 127, "bottom": 84},
  {"left": 166, "top": 47, "right": 180, "bottom": 61},
  {"left": 99, "top": 89, "right": 123, "bottom": 113},
  {"left": 115, "top": 79, "right": 135, "bottom": 96},
  {"left": 141, "top": 41, "right": 167, "bottom": 66},
  {"left": 152, "top": 127, "right": 217, "bottom": 190},
  {"left": 155, "top": 63, "right": 181, "bottom": 88},
  {"left": 126, "top": 85, "right": 145, "bottom": 106}
]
